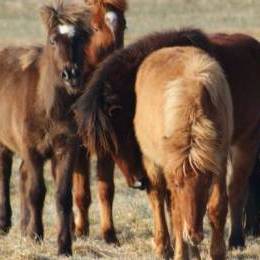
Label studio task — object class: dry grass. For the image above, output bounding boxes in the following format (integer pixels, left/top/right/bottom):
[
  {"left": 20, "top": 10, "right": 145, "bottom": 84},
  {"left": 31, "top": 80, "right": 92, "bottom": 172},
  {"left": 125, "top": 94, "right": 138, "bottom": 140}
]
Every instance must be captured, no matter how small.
[{"left": 0, "top": 0, "right": 260, "bottom": 259}]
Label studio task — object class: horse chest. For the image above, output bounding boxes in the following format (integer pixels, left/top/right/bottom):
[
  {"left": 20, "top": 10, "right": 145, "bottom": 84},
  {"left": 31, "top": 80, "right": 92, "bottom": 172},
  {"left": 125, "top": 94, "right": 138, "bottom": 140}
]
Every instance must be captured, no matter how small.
[{"left": 32, "top": 120, "right": 76, "bottom": 157}]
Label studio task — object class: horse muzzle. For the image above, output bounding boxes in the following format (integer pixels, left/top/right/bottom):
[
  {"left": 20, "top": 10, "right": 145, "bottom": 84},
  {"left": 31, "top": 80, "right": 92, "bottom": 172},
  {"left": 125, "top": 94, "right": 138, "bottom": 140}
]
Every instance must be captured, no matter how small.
[{"left": 61, "top": 66, "right": 82, "bottom": 89}]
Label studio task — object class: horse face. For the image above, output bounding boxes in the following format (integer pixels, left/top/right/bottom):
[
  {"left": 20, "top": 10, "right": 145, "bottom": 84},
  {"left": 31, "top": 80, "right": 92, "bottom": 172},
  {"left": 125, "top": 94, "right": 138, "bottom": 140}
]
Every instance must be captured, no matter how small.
[
  {"left": 47, "top": 25, "right": 88, "bottom": 94},
  {"left": 86, "top": 4, "right": 126, "bottom": 65},
  {"left": 172, "top": 173, "right": 212, "bottom": 246}
]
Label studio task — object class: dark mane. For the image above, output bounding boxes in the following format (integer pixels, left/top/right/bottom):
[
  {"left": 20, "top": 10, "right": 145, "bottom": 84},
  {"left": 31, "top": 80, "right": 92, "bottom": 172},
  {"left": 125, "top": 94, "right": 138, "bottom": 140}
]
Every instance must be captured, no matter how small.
[{"left": 74, "top": 28, "right": 213, "bottom": 155}]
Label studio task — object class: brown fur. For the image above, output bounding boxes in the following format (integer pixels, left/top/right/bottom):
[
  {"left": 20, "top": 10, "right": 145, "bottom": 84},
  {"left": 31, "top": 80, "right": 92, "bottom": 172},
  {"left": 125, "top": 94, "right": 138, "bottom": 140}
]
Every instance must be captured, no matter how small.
[
  {"left": 84, "top": 0, "right": 126, "bottom": 67},
  {"left": 71, "top": 0, "right": 128, "bottom": 245},
  {"left": 40, "top": 2, "right": 91, "bottom": 31},
  {"left": 74, "top": 28, "right": 260, "bottom": 255},
  {"left": 85, "top": 0, "right": 127, "bottom": 12},
  {"left": 0, "top": 2, "right": 92, "bottom": 256}
]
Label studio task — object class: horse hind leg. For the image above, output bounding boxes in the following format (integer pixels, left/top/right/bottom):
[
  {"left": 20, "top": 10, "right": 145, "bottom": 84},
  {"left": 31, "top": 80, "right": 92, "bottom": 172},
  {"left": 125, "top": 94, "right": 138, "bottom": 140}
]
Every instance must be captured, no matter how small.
[
  {"left": 96, "top": 155, "right": 118, "bottom": 244},
  {"left": 207, "top": 159, "right": 228, "bottom": 260},
  {"left": 73, "top": 147, "right": 91, "bottom": 237},
  {"left": 228, "top": 141, "right": 258, "bottom": 248},
  {"left": 144, "top": 156, "right": 172, "bottom": 258},
  {"left": 0, "top": 145, "right": 13, "bottom": 234},
  {"left": 244, "top": 150, "right": 260, "bottom": 237}
]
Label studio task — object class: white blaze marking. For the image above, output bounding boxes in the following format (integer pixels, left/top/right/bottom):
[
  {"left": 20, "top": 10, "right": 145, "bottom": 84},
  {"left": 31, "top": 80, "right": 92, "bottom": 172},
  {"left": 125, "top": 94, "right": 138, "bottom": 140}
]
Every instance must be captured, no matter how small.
[
  {"left": 105, "top": 11, "right": 118, "bottom": 31},
  {"left": 58, "top": 24, "right": 76, "bottom": 38}
]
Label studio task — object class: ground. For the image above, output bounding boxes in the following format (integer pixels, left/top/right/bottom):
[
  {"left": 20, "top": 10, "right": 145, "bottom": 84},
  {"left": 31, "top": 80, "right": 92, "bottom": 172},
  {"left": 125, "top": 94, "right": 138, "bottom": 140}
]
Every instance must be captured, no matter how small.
[{"left": 0, "top": 0, "right": 259, "bottom": 259}]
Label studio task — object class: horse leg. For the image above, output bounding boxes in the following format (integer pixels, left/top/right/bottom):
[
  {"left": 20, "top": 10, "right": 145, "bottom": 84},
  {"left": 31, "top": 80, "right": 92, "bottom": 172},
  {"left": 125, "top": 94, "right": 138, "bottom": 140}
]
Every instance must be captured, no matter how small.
[
  {"left": 24, "top": 151, "right": 46, "bottom": 241},
  {"left": 244, "top": 183, "right": 258, "bottom": 236},
  {"left": 52, "top": 140, "right": 77, "bottom": 256},
  {"left": 169, "top": 191, "right": 189, "bottom": 260},
  {"left": 19, "top": 161, "right": 30, "bottom": 235},
  {"left": 73, "top": 147, "right": 91, "bottom": 237},
  {"left": 0, "top": 145, "right": 12, "bottom": 233},
  {"left": 207, "top": 162, "right": 228, "bottom": 260},
  {"left": 244, "top": 152, "right": 260, "bottom": 236},
  {"left": 97, "top": 155, "right": 118, "bottom": 244},
  {"left": 143, "top": 157, "right": 171, "bottom": 258},
  {"left": 229, "top": 141, "right": 258, "bottom": 248}
]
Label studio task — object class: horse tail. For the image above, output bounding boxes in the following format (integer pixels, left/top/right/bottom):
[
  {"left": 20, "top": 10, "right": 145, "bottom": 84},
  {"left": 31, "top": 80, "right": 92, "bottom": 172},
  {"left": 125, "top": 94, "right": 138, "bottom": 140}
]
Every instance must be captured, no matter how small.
[{"left": 163, "top": 49, "right": 233, "bottom": 178}]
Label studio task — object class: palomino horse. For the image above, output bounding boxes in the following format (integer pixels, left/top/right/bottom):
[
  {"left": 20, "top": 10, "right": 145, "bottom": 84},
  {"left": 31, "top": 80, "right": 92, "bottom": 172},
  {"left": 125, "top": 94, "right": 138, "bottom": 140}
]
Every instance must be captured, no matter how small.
[
  {"left": 133, "top": 46, "right": 232, "bottom": 259},
  {"left": 0, "top": 2, "right": 91, "bottom": 255},
  {"left": 72, "top": 0, "right": 136, "bottom": 244},
  {"left": 74, "top": 28, "right": 260, "bottom": 257}
]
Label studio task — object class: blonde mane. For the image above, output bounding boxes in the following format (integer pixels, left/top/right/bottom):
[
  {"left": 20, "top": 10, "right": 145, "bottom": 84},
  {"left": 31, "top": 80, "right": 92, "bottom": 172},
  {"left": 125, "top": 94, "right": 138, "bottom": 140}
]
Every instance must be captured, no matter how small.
[{"left": 163, "top": 47, "right": 233, "bottom": 178}]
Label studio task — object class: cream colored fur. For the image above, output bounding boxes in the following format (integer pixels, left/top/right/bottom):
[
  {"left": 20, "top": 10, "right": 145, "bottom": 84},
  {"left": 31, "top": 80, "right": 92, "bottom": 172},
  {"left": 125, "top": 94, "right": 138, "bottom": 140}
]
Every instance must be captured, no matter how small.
[{"left": 134, "top": 46, "right": 233, "bottom": 179}]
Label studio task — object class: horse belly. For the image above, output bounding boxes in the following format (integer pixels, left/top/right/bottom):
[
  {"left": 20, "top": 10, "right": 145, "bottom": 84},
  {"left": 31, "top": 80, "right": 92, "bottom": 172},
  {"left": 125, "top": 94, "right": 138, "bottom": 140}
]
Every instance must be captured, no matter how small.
[{"left": 0, "top": 100, "right": 24, "bottom": 154}]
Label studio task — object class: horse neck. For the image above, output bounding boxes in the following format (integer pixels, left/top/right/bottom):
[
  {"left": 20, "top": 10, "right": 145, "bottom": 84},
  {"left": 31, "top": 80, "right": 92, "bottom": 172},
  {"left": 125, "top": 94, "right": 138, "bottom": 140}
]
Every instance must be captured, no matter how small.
[
  {"left": 91, "top": 30, "right": 212, "bottom": 116},
  {"left": 37, "top": 49, "right": 75, "bottom": 120}
]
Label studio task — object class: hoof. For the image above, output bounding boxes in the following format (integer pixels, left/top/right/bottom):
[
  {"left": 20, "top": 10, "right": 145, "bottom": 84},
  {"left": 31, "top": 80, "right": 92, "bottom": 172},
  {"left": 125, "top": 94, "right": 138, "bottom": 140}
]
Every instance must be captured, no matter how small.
[
  {"left": 0, "top": 222, "right": 11, "bottom": 235},
  {"left": 211, "top": 253, "right": 226, "bottom": 260},
  {"left": 103, "top": 229, "right": 120, "bottom": 246},
  {"left": 74, "top": 226, "right": 89, "bottom": 238},
  {"left": 131, "top": 177, "right": 149, "bottom": 190},
  {"left": 0, "top": 215, "right": 11, "bottom": 235},
  {"left": 28, "top": 227, "right": 44, "bottom": 243},
  {"left": 58, "top": 247, "right": 72, "bottom": 256},
  {"left": 229, "top": 233, "right": 245, "bottom": 249},
  {"left": 152, "top": 238, "right": 173, "bottom": 259}
]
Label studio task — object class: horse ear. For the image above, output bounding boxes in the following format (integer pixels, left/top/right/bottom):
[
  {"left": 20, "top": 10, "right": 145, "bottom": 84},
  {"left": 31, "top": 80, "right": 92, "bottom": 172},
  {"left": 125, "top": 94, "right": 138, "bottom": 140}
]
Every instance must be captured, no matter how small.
[
  {"left": 85, "top": 0, "right": 103, "bottom": 7},
  {"left": 40, "top": 6, "right": 58, "bottom": 31}
]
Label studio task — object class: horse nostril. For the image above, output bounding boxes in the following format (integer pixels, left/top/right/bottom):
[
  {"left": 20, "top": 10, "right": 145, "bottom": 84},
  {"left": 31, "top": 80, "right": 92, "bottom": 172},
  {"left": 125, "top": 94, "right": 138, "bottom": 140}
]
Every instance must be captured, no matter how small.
[
  {"left": 71, "top": 67, "right": 78, "bottom": 79},
  {"left": 61, "top": 70, "right": 70, "bottom": 81}
]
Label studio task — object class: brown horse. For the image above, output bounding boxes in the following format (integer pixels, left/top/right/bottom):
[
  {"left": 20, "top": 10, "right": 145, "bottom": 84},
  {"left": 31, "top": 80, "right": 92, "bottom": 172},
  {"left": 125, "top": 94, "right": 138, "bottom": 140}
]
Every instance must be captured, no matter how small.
[
  {"left": 244, "top": 147, "right": 260, "bottom": 236},
  {"left": 134, "top": 46, "right": 232, "bottom": 259},
  {"left": 72, "top": 0, "right": 134, "bottom": 244},
  {"left": 0, "top": 0, "right": 127, "bottom": 250},
  {"left": 0, "top": 2, "right": 91, "bottom": 256},
  {"left": 74, "top": 28, "right": 260, "bottom": 256}
]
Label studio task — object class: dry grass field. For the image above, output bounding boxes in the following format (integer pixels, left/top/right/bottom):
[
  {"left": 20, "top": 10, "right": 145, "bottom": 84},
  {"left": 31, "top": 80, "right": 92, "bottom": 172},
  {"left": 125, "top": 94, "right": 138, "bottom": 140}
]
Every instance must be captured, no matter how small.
[{"left": 0, "top": 0, "right": 260, "bottom": 259}]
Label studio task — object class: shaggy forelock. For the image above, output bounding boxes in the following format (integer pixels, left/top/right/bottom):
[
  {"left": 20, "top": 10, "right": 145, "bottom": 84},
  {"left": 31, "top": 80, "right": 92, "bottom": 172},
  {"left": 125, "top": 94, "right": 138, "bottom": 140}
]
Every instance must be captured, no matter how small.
[{"left": 40, "top": 0, "right": 92, "bottom": 33}]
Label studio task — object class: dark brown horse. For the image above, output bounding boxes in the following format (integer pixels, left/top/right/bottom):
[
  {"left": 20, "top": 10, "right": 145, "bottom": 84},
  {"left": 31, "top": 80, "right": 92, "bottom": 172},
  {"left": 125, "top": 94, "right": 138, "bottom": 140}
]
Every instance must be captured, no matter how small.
[
  {"left": 74, "top": 28, "right": 260, "bottom": 256},
  {"left": 0, "top": 0, "right": 128, "bottom": 251},
  {"left": 72, "top": 0, "right": 136, "bottom": 244},
  {"left": 0, "top": 2, "right": 91, "bottom": 256},
  {"left": 244, "top": 147, "right": 260, "bottom": 236}
]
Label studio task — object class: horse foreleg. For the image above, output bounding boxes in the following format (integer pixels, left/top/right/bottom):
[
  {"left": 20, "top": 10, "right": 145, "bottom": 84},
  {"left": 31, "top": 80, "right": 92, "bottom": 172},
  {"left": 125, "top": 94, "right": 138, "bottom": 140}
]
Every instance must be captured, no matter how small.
[
  {"left": 207, "top": 168, "right": 228, "bottom": 260},
  {"left": 144, "top": 157, "right": 172, "bottom": 258},
  {"left": 52, "top": 139, "right": 77, "bottom": 256},
  {"left": 73, "top": 147, "right": 91, "bottom": 237},
  {"left": 97, "top": 155, "right": 118, "bottom": 244},
  {"left": 0, "top": 145, "right": 12, "bottom": 233},
  {"left": 23, "top": 150, "right": 45, "bottom": 242},
  {"left": 19, "top": 161, "right": 30, "bottom": 235},
  {"left": 229, "top": 141, "right": 258, "bottom": 248}
]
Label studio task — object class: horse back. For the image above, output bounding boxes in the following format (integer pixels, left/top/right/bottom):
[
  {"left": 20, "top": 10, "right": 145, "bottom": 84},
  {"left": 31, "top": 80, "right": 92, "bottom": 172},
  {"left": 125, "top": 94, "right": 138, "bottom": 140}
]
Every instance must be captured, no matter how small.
[
  {"left": 210, "top": 33, "right": 260, "bottom": 142},
  {"left": 0, "top": 46, "right": 40, "bottom": 154},
  {"left": 134, "top": 46, "right": 232, "bottom": 170}
]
